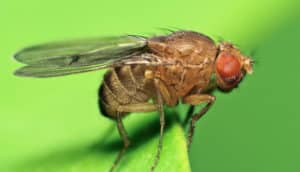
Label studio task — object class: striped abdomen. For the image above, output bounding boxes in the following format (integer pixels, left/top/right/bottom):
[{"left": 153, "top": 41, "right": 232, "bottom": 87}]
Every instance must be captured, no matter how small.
[{"left": 99, "top": 65, "right": 155, "bottom": 118}]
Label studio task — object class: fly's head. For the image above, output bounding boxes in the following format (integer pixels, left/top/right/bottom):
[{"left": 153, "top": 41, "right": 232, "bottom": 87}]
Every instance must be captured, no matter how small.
[{"left": 215, "top": 42, "right": 253, "bottom": 91}]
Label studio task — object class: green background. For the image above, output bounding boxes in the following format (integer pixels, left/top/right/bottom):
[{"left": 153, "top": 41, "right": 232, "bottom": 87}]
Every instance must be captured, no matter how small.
[{"left": 1, "top": 0, "right": 300, "bottom": 171}]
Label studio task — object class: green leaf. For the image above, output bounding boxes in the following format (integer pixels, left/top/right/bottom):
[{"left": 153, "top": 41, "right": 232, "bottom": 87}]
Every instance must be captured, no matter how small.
[{"left": 12, "top": 111, "right": 190, "bottom": 172}]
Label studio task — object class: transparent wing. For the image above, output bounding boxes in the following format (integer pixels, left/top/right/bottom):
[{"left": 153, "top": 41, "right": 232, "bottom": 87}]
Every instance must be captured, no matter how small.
[
  {"left": 15, "top": 64, "right": 113, "bottom": 78},
  {"left": 14, "top": 35, "right": 147, "bottom": 77}
]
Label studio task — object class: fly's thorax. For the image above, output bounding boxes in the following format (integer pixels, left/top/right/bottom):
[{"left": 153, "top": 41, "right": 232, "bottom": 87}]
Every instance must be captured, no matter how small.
[
  {"left": 147, "top": 31, "right": 217, "bottom": 64},
  {"left": 153, "top": 62, "right": 215, "bottom": 98},
  {"left": 147, "top": 31, "right": 218, "bottom": 97}
]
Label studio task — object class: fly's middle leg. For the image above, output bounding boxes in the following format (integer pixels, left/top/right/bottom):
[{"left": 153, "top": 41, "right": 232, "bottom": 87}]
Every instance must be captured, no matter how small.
[
  {"left": 182, "top": 94, "right": 216, "bottom": 148},
  {"left": 149, "top": 78, "right": 166, "bottom": 172}
]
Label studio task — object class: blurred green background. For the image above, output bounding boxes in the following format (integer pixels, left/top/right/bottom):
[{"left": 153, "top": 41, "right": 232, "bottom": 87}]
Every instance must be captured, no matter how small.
[{"left": 1, "top": 0, "right": 300, "bottom": 171}]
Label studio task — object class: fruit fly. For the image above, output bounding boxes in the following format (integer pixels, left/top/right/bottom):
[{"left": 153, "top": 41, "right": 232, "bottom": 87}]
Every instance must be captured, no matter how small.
[{"left": 14, "top": 31, "right": 253, "bottom": 172}]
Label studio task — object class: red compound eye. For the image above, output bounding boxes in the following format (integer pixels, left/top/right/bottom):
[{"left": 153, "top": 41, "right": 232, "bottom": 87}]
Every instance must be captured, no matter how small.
[{"left": 216, "top": 53, "right": 241, "bottom": 84}]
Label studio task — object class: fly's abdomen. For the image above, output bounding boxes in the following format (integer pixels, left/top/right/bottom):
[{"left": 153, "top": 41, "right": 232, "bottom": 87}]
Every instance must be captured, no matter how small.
[{"left": 99, "top": 65, "right": 154, "bottom": 118}]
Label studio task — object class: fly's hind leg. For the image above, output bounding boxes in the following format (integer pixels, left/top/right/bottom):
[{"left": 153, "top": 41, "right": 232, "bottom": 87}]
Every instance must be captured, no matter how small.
[
  {"left": 110, "top": 112, "right": 130, "bottom": 172},
  {"left": 109, "top": 79, "right": 166, "bottom": 172},
  {"left": 109, "top": 103, "right": 158, "bottom": 172},
  {"left": 183, "top": 94, "right": 216, "bottom": 148}
]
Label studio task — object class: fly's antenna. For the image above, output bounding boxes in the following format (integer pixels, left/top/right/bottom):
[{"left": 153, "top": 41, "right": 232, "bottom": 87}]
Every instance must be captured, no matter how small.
[{"left": 248, "top": 47, "right": 261, "bottom": 66}]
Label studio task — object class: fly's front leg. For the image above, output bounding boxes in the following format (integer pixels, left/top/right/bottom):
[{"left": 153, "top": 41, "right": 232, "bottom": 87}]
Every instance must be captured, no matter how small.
[
  {"left": 184, "top": 105, "right": 195, "bottom": 127},
  {"left": 183, "top": 94, "right": 216, "bottom": 148}
]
